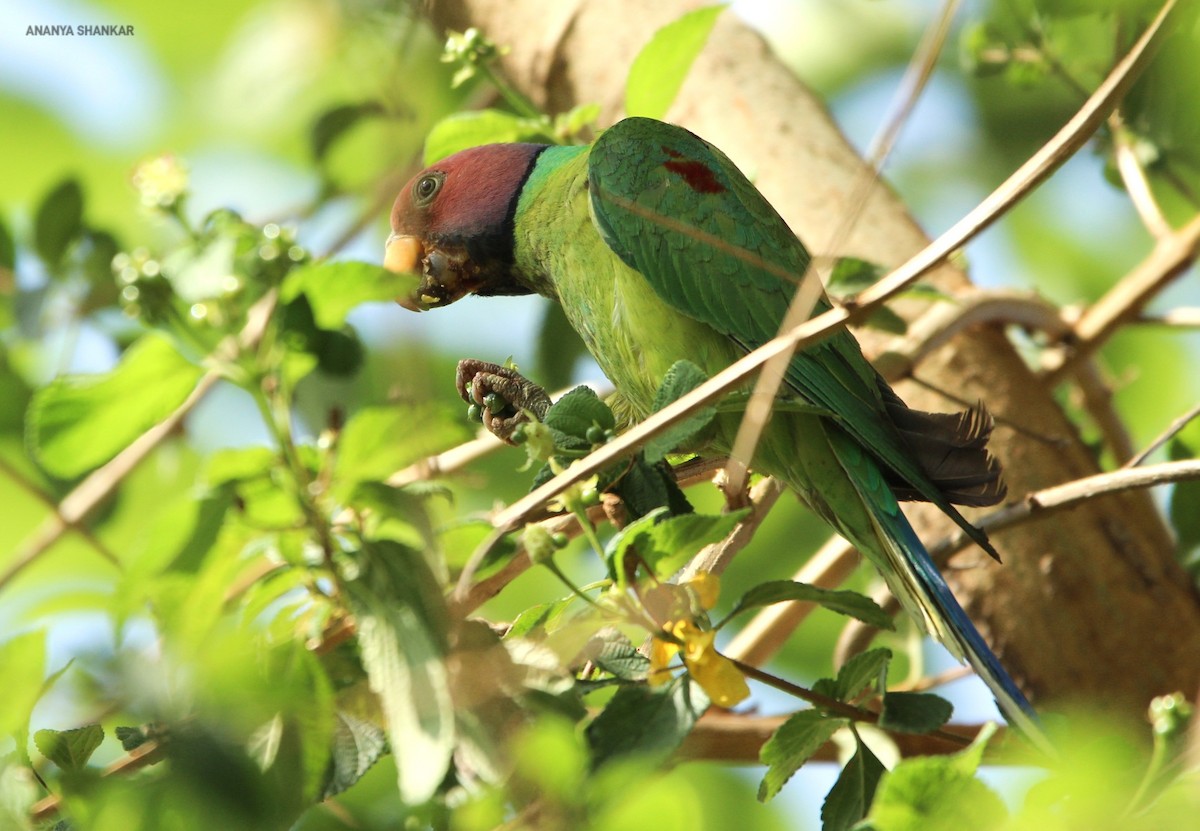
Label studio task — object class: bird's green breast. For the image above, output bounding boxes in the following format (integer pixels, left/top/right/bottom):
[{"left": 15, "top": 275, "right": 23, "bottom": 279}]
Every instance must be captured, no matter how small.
[{"left": 513, "top": 146, "right": 743, "bottom": 416}]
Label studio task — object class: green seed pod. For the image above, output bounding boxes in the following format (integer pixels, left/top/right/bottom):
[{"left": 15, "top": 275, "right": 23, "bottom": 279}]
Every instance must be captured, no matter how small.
[{"left": 467, "top": 403, "right": 483, "bottom": 423}]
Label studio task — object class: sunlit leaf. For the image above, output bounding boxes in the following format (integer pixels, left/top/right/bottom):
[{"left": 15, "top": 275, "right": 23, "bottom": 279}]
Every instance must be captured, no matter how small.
[
  {"left": 335, "top": 404, "right": 468, "bottom": 493},
  {"left": 27, "top": 332, "right": 203, "bottom": 477},
  {"left": 0, "top": 631, "right": 45, "bottom": 740},
  {"left": 758, "top": 710, "right": 846, "bottom": 802},
  {"left": 344, "top": 541, "right": 454, "bottom": 805},
  {"left": 609, "top": 508, "right": 747, "bottom": 586},
  {"left": 424, "top": 109, "right": 553, "bottom": 165},
  {"left": 625, "top": 5, "right": 726, "bottom": 120},
  {"left": 34, "top": 724, "right": 104, "bottom": 771},
  {"left": 864, "top": 723, "right": 1004, "bottom": 831},
  {"left": 280, "top": 260, "right": 418, "bottom": 330}
]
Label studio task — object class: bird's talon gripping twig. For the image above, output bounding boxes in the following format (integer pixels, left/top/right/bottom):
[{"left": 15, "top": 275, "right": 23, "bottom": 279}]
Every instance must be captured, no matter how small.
[{"left": 455, "top": 359, "right": 552, "bottom": 444}]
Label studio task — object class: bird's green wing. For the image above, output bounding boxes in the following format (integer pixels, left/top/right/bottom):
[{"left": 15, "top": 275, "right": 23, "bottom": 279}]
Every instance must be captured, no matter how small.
[{"left": 587, "top": 118, "right": 939, "bottom": 503}]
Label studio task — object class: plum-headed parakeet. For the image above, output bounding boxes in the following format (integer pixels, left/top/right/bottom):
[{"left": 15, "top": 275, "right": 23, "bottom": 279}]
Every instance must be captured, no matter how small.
[{"left": 383, "top": 116, "right": 1037, "bottom": 732}]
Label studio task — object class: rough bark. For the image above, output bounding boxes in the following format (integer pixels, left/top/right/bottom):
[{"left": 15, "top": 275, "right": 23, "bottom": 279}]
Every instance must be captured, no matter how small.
[{"left": 422, "top": 0, "right": 1200, "bottom": 714}]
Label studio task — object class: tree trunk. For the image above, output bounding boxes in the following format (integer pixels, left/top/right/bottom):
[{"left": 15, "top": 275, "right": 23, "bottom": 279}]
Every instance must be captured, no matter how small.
[{"left": 422, "top": 0, "right": 1200, "bottom": 715}]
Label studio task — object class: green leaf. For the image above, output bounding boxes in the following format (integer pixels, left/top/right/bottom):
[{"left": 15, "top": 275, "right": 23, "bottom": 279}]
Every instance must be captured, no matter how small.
[
  {"left": 821, "top": 736, "right": 885, "bottom": 831},
  {"left": 610, "top": 455, "right": 694, "bottom": 520},
  {"left": 343, "top": 541, "right": 454, "bottom": 805},
  {"left": 590, "top": 635, "right": 651, "bottom": 681},
  {"left": 280, "top": 260, "right": 419, "bottom": 330},
  {"left": 758, "top": 710, "right": 847, "bottom": 802},
  {"left": 506, "top": 598, "right": 573, "bottom": 639},
  {"left": 724, "top": 580, "right": 894, "bottom": 630},
  {"left": 27, "top": 332, "right": 203, "bottom": 477},
  {"left": 644, "top": 360, "right": 715, "bottom": 462},
  {"left": 610, "top": 508, "right": 747, "bottom": 586},
  {"left": 864, "top": 722, "right": 1004, "bottom": 831},
  {"left": 323, "top": 711, "right": 388, "bottom": 799},
  {"left": 821, "top": 648, "right": 892, "bottom": 703},
  {"left": 336, "top": 404, "right": 469, "bottom": 493},
  {"left": 34, "top": 724, "right": 104, "bottom": 771},
  {"left": 34, "top": 178, "right": 84, "bottom": 266},
  {"left": 879, "top": 692, "right": 954, "bottom": 735},
  {"left": 0, "top": 214, "right": 15, "bottom": 271},
  {"left": 543, "top": 386, "right": 616, "bottom": 440},
  {"left": 586, "top": 676, "right": 708, "bottom": 769},
  {"left": 424, "top": 109, "right": 553, "bottom": 165},
  {"left": 0, "top": 632, "right": 46, "bottom": 740},
  {"left": 827, "top": 257, "right": 887, "bottom": 296},
  {"left": 625, "top": 5, "right": 726, "bottom": 120},
  {"left": 311, "top": 101, "right": 385, "bottom": 162}
]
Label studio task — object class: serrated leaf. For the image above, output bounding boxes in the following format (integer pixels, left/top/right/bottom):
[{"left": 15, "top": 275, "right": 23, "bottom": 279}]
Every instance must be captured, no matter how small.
[
  {"left": 644, "top": 360, "right": 715, "bottom": 462},
  {"left": 610, "top": 455, "right": 694, "bottom": 520},
  {"left": 863, "top": 723, "right": 1004, "bottom": 831},
  {"left": 34, "top": 178, "right": 84, "bottom": 266},
  {"left": 280, "top": 260, "right": 418, "bottom": 330},
  {"left": 586, "top": 676, "right": 708, "bottom": 769},
  {"left": 879, "top": 692, "right": 954, "bottom": 735},
  {"left": 821, "top": 737, "right": 885, "bottom": 831},
  {"left": 758, "top": 710, "right": 846, "bottom": 801},
  {"left": 311, "top": 101, "right": 385, "bottom": 162},
  {"left": 610, "top": 508, "right": 747, "bottom": 586},
  {"left": 724, "top": 580, "right": 894, "bottom": 630},
  {"left": 344, "top": 541, "right": 454, "bottom": 805},
  {"left": 829, "top": 648, "right": 892, "bottom": 703},
  {"left": 27, "top": 332, "right": 203, "bottom": 477},
  {"left": 34, "top": 724, "right": 104, "bottom": 771},
  {"left": 590, "top": 636, "right": 651, "bottom": 681},
  {"left": 324, "top": 711, "right": 388, "bottom": 799},
  {"left": 626, "top": 5, "right": 726, "bottom": 120},
  {"left": 543, "top": 386, "right": 615, "bottom": 439},
  {"left": 424, "top": 109, "right": 553, "bottom": 165}
]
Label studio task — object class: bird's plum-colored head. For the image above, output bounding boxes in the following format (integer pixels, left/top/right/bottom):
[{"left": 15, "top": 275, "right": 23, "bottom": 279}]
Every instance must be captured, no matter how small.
[{"left": 385, "top": 143, "right": 546, "bottom": 311}]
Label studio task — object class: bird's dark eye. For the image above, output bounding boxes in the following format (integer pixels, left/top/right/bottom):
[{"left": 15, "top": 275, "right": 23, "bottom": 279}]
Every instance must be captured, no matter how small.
[{"left": 413, "top": 174, "right": 443, "bottom": 206}]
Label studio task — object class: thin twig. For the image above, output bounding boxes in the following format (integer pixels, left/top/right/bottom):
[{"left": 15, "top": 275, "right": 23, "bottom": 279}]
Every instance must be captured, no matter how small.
[
  {"left": 1110, "top": 112, "right": 1172, "bottom": 239},
  {"left": 1125, "top": 402, "right": 1200, "bottom": 468},
  {"left": 1042, "top": 213, "right": 1200, "bottom": 383}
]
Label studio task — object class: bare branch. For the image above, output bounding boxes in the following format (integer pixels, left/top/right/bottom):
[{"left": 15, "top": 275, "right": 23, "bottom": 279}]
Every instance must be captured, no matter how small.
[{"left": 1042, "top": 213, "right": 1200, "bottom": 383}]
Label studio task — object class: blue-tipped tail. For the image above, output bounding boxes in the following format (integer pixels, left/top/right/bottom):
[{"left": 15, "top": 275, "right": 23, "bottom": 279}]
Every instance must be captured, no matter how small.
[{"left": 873, "top": 507, "right": 1047, "bottom": 746}]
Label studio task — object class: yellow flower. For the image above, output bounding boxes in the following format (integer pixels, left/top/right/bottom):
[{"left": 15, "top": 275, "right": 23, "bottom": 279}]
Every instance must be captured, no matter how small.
[
  {"left": 686, "top": 571, "right": 720, "bottom": 611},
  {"left": 647, "top": 618, "right": 749, "bottom": 708},
  {"left": 132, "top": 154, "right": 188, "bottom": 209}
]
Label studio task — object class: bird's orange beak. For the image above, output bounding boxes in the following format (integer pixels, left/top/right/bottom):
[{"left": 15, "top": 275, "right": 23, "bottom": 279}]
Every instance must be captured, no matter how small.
[{"left": 384, "top": 234, "right": 425, "bottom": 311}]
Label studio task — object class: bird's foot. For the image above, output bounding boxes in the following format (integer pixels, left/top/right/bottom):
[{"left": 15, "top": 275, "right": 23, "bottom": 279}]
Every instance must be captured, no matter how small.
[{"left": 455, "top": 359, "right": 552, "bottom": 445}]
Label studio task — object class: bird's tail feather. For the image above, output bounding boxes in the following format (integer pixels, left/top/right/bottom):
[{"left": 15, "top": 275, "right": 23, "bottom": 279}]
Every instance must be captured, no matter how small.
[{"left": 867, "top": 505, "right": 1048, "bottom": 745}]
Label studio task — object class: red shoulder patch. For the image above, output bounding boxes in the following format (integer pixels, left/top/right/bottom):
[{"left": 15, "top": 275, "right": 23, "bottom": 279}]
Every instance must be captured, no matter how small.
[{"left": 663, "top": 159, "right": 725, "bottom": 194}]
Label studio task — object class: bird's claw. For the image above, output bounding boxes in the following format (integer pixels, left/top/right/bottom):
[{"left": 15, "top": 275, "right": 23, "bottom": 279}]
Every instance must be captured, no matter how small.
[{"left": 455, "top": 359, "right": 552, "bottom": 445}]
